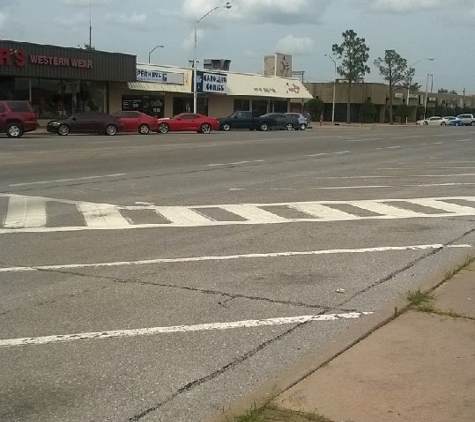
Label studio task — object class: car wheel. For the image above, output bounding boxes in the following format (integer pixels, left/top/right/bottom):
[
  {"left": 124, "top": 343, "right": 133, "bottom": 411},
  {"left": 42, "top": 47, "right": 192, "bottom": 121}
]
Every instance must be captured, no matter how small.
[
  {"left": 58, "top": 124, "right": 70, "bottom": 136},
  {"left": 6, "top": 122, "right": 23, "bottom": 138},
  {"left": 441, "top": 122, "right": 446, "bottom": 126},
  {"left": 200, "top": 123, "right": 211, "bottom": 134},
  {"left": 423, "top": 121, "right": 428, "bottom": 125},
  {"left": 299, "top": 123, "right": 307, "bottom": 130},
  {"left": 285, "top": 123, "right": 294, "bottom": 131},
  {"left": 105, "top": 124, "right": 118, "bottom": 136},
  {"left": 260, "top": 122, "right": 269, "bottom": 131},
  {"left": 222, "top": 123, "right": 231, "bottom": 131},
  {"left": 158, "top": 123, "right": 170, "bottom": 134},
  {"left": 138, "top": 124, "right": 150, "bottom": 134},
  {"left": 471, "top": 121, "right": 475, "bottom": 126}
]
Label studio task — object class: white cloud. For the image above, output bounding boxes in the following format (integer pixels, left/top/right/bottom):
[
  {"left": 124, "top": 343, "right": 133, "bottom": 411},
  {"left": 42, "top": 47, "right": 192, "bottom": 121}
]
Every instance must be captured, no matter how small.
[
  {"left": 0, "top": 11, "right": 7, "bottom": 28},
  {"left": 65, "top": 0, "right": 111, "bottom": 6},
  {"left": 369, "top": 0, "right": 473, "bottom": 13},
  {"left": 181, "top": 0, "right": 332, "bottom": 24},
  {"left": 182, "top": 28, "right": 203, "bottom": 50},
  {"left": 105, "top": 12, "right": 147, "bottom": 26},
  {"left": 275, "top": 34, "right": 314, "bottom": 55}
]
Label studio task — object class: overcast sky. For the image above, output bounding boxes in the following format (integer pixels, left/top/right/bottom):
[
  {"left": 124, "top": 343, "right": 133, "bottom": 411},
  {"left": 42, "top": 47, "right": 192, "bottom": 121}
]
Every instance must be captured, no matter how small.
[{"left": 2, "top": 0, "right": 474, "bottom": 94}]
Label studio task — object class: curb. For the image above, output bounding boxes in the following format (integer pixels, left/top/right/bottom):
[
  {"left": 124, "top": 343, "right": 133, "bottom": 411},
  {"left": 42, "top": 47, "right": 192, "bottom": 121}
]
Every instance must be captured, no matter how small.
[{"left": 207, "top": 255, "right": 475, "bottom": 422}]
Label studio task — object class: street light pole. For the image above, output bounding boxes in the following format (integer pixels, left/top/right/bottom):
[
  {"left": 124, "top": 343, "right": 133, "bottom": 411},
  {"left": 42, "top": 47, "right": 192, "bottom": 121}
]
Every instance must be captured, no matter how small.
[
  {"left": 148, "top": 44, "right": 164, "bottom": 63},
  {"left": 407, "top": 57, "right": 434, "bottom": 122},
  {"left": 424, "top": 72, "right": 433, "bottom": 120},
  {"left": 324, "top": 54, "right": 336, "bottom": 124},
  {"left": 193, "top": 2, "right": 232, "bottom": 113}
]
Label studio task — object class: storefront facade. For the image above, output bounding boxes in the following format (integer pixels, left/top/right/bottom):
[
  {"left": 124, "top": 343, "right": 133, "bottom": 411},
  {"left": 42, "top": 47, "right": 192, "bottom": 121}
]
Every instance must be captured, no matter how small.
[
  {"left": 0, "top": 40, "right": 136, "bottom": 120},
  {"left": 114, "top": 64, "right": 312, "bottom": 118},
  {"left": 108, "top": 64, "right": 193, "bottom": 118}
]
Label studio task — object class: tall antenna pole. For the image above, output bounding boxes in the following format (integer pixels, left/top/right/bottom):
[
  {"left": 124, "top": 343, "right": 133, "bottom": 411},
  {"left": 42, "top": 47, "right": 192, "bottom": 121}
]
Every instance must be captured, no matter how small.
[{"left": 88, "top": 0, "right": 92, "bottom": 48}]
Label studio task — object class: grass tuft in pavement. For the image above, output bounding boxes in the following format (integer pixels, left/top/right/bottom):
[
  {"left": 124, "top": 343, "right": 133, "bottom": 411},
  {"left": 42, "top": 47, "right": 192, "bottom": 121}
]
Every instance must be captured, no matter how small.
[
  {"left": 229, "top": 404, "right": 333, "bottom": 422},
  {"left": 407, "top": 289, "right": 435, "bottom": 312}
]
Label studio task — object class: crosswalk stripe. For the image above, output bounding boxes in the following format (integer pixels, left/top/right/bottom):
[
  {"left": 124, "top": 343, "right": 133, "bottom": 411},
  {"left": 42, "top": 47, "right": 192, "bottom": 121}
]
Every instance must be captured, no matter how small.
[
  {"left": 4, "top": 196, "right": 46, "bottom": 228},
  {"left": 290, "top": 203, "right": 359, "bottom": 220},
  {"left": 219, "top": 204, "right": 288, "bottom": 223},
  {"left": 156, "top": 206, "right": 214, "bottom": 225},
  {"left": 1, "top": 195, "right": 475, "bottom": 233},
  {"left": 76, "top": 203, "right": 131, "bottom": 228},
  {"left": 408, "top": 199, "right": 475, "bottom": 214},
  {"left": 348, "top": 200, "right": 424, "bottom": 218}
]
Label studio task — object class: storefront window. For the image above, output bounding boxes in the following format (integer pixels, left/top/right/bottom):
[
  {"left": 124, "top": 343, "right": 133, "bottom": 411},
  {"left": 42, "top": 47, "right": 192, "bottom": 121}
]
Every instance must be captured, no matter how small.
[
  {"left": 12, "top": 78, "right": 107, "bottom": 119},
  {"left": 233, "top": 99, "right": 250, "bottom": 111},
  {"left": 122, "top": 94, "right": 165, "bottom": 117},
  {"left": 252, "top": 100, "right": 268, "bottom": 117}
]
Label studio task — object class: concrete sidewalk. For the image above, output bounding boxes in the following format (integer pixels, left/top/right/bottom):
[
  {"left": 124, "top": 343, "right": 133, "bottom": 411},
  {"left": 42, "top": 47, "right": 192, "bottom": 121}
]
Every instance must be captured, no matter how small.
[{"left": 211, "top": 259, "right": 475, "bottom": 422}]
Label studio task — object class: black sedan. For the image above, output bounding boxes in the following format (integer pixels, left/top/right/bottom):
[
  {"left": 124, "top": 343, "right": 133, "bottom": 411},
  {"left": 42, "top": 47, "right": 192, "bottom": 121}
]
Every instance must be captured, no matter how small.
[
  {"left": 257, "top": 113, "right": 299, "bottom": 131},
  {"left": 47, "top": 112, "right": 124, "bottom": 136}
]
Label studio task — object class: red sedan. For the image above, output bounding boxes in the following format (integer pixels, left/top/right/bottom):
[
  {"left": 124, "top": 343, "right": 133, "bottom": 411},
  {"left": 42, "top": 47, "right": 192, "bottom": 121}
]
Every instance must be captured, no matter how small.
[
  {"left": 157, "top": 113, "right": 219, "bottom": 134},
  {"left": 113, "top": 111, "right": 159, "bottom": 134}
]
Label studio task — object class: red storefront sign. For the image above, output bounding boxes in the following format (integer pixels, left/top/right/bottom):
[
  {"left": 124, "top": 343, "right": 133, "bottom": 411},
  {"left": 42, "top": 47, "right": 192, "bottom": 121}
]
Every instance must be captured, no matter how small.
[{"left": 0, "top": 48, "right": 92, "bottom": 69}]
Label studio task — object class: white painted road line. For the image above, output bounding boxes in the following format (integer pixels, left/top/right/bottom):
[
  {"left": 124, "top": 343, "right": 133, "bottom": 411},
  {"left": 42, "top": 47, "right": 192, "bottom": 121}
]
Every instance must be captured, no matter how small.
[
  {"left": 310, "top": 183, "right": 475, "bottom": 190},
  {"left": 9, "top": 173, "right": 126, "bottom": 187},
  {"left": 3, "top": 196, "right": 46, "bottom": 228},
  {"left": 76, "top": 203, "right": 132, "bottom": 228},
  {"left": 1, "top": 194, "right": 475, "bottom": 233},
  {"left": 156, "top": 206, "right": 215, "bottom": 225},
  {"left": 220, "top": 204, "right": 288, "bottom": 223},
  {"left": 0, "top": 313, "right": 374, "bottom": 348},
  {"left": 0, "top": 244, "right": 471, "bottom": 273}
]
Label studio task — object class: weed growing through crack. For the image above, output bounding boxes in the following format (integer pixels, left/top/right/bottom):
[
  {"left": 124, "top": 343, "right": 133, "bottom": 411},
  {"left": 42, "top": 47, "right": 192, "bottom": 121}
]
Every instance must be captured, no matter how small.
[
  {"left": 230, "top": 404, "right": 333, "bottom": 422},
  {"left": 407, "top": 289, "right": 435, "bottom": 312}
]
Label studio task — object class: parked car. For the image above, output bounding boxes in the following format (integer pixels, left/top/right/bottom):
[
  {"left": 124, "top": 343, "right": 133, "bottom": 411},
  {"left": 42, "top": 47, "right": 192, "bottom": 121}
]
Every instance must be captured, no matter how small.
[
  {"left": 47, "top": 112, "right": 123, "bottom": 136},
  {"left": 415, "top": 116, "right": 449, "bottom": 126},
  {"left": 444, "top": 116, "right": 463, "bottom": 126},
  {"left": 112, "top": 111, "right": 159, "bottom": 134},
  {"left": 0, "top": 100, "right": 38, "bottom": 138},
  {"left": 157, "top": 113, "right": 219, "bottom": 134},
  {"left": 456, "top": 113, "right": 475, "bottom": 126},
  {"left": 218, "top": 111, "right": 259, "bottom": 131},
  {"left": 257, "top": 113, "right": 299, "bottom": 131},
  {"left": 285, "top": 112, "right": 309, "bottom": 130}
]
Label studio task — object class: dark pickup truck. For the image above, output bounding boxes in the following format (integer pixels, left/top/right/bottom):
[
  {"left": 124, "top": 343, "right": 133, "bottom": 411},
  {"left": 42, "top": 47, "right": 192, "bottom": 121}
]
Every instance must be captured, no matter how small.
[{"left": 218, "top": 111, "right": 298, "bottom": 131}]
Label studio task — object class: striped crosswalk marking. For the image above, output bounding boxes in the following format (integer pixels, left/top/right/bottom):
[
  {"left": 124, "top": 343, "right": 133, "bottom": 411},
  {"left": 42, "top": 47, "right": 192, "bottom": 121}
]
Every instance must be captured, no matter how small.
[
  {"left": 3, "top": 196, "right": 46, "bottom": 228},
  {"left": 156, "top": 206, "right": 214, "bottom": 225},
  {"left": 219, "top": 204, "right": 288, "bottom": 223},
  {"left": 1, "top": 194, "right": 475, "bottom": 233},
  {"left": 408, "top": 198, "right": 475, "bottom": 214},
  {"left": 289, "top": 203, "right": 359, "bottom": 220},
  {"left": 76, "top": 203, "right": 132, "bottom": 228},
  {"left": 347, "top": 200, "right": 424, "bottom": 218}
]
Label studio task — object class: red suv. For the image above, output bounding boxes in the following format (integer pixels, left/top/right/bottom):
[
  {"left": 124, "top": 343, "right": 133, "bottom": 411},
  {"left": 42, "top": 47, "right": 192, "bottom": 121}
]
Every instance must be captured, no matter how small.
[{"left": 0, "top": 100, "right": 39, "bottom": 138}]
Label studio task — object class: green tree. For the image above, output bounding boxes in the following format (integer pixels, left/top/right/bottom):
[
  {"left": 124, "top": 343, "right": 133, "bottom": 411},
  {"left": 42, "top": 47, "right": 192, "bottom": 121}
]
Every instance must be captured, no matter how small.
[
  {"left": 360, "top": 99, "right": 376, "bottom": 123},
  {"left": 395, "top": 103, "right": 410, "bottom": 124},
  {"left": 332, "top": 30, "right": 370, "bottom": 124},
  {"left": 374, "top": 50, "right": 414, "bottom": 124},
  {"left": 305, "top": 98, "right": 324, "bottom": 120},
  {"left": 434, "top": 105, "right": 447, "bottom": 116}
]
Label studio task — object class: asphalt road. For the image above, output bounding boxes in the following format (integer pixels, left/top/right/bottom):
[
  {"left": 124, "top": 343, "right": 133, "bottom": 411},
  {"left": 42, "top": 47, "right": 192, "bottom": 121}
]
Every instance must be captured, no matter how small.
[{"left": 1, "top": 125, "right": 475, "bottom": 422}]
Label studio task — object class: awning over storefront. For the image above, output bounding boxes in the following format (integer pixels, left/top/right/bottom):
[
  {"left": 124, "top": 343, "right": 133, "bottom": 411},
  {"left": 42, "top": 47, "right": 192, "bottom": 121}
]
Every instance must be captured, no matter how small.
[
  {"left": 127, "top": 81, "right": 190, "bottom": 93},
  {"left": 226, "top": 73, "right": 313, "bottom": 99}
]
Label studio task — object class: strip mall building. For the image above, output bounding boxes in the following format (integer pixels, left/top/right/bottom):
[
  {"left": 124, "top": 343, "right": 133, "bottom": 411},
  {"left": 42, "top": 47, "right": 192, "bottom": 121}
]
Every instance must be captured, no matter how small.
[{"left": 0, "top": 40, "right": 312, "bottom": 123}]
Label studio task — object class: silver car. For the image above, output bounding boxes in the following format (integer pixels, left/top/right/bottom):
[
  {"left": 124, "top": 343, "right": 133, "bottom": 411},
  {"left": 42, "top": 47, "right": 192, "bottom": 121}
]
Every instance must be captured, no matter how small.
[{"left": 285, "top": 113, "right": 308, "bottom": 130}]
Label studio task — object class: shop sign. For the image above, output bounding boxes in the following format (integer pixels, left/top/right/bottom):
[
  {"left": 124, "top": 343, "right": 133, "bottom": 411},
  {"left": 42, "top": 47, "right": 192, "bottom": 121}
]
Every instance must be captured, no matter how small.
[
  {"left": 196, "top": 71, "right": 227, "bottom": 93},
  {"left": 254, "top": 87, "right": 277, "bottom": 94},
  {"left": 0, "top": 48, "right": 93, "bottom": 68},
  {"left": 136, "top": 68, "right": 184, "bottom": 84}
]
